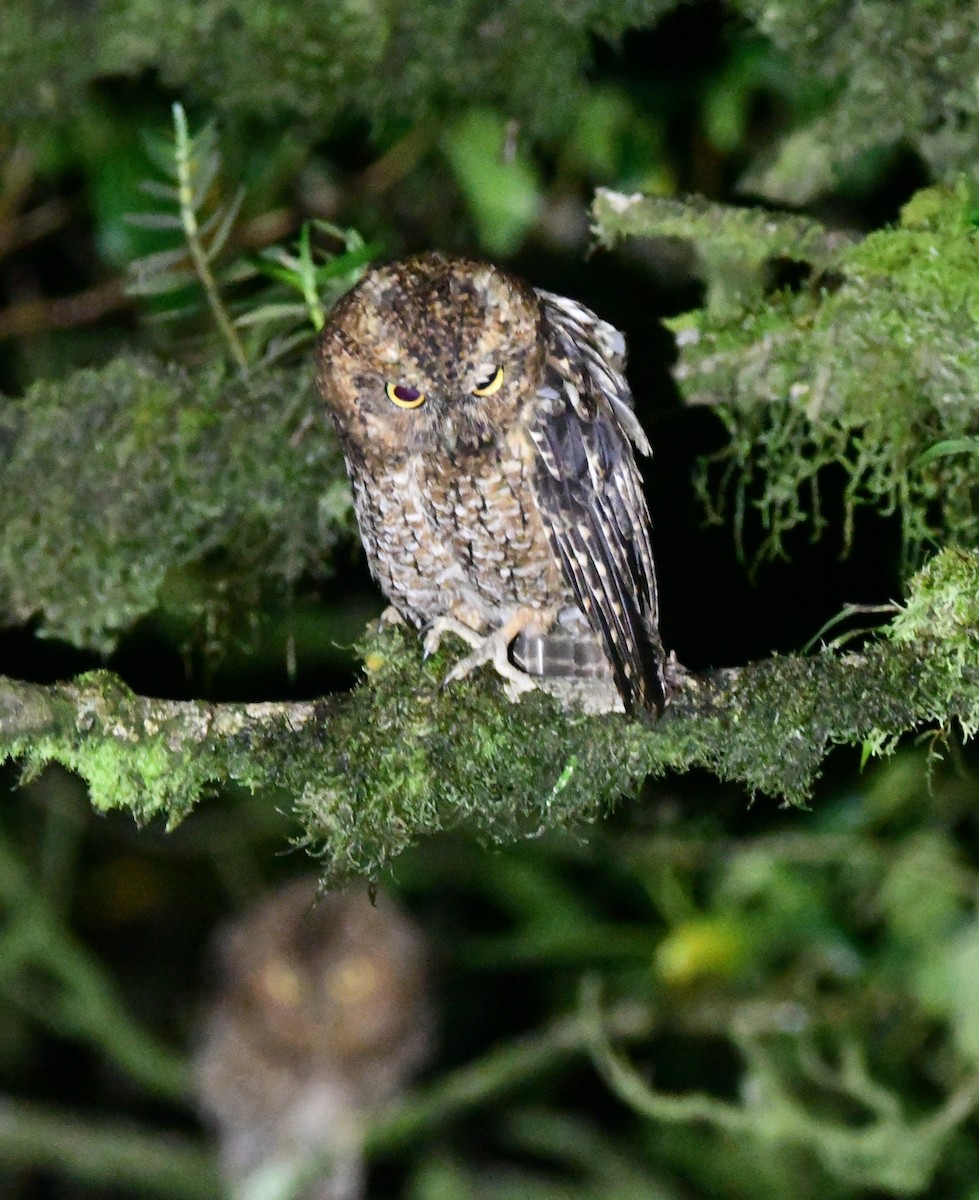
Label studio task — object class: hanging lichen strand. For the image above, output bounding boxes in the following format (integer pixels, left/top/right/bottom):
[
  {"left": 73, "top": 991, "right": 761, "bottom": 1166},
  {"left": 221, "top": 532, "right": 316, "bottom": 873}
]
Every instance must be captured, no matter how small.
[{"left": 593, "top": 184, "right": 979, "bottom": 568}]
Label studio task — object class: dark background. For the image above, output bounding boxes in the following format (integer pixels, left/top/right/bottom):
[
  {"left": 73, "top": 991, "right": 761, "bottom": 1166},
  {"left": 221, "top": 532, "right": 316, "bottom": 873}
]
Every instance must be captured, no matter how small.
[{"left": 1, "top": 3, "right": 975, "bottom": 1198}]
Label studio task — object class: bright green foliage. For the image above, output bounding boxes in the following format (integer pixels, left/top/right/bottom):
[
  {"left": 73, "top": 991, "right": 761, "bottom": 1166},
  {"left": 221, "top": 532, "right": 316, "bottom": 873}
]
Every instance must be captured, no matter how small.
[
  {"left": 594, "top": 183, "right": 979, "bottom": 565},
  {"left": 0, "top": 355, "right": 352, "bottom": 654},
  {"left": 442, "top": 110, "right": 542, "bottom": 256}
]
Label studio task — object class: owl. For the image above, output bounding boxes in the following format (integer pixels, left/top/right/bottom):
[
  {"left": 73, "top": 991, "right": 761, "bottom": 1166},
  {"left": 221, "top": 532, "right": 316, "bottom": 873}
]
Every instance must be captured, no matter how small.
[
  {"left": 316, "top": 253, "right": 666, "bottom": 718},
  {"left": 193, "top": 880, "right": 432, "bottom": 1200}
]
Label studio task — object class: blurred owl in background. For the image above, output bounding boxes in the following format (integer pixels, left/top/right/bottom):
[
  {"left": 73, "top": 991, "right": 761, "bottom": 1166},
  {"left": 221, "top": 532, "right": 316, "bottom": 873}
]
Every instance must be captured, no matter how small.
[
  {"left": 194, "top": 880, "right": 432, "bottom": 1200},
  {"left": 316, "top": 253, "right": 667, "bottom": 719}
]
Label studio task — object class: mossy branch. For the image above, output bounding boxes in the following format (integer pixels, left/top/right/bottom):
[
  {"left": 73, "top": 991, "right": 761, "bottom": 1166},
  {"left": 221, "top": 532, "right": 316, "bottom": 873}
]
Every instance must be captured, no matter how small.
[
  {"left": 594, "top": 183, "right": 979, "bottom": 563},
  {"left": 0, "top": 354, "right": 353, "bottom": 654},
  {"left": 581, "top": 978, "right": 979, "bottom": 1194},
  {"left": 2, "top": 549, "right": 976, "bottom": 883}
]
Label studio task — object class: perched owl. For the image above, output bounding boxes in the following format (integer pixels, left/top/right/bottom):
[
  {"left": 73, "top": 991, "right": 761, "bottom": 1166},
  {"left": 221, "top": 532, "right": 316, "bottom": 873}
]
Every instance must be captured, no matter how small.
[
  {"left": 193, "top": 880, "right": 432, "bottom": 1200},
  {"left": 316, "top": 253, "right": 666, "bottom": 718}
]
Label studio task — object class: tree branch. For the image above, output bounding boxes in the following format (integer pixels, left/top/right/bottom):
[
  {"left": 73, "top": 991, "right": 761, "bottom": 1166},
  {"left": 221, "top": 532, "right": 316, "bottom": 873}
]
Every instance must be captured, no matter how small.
[{"left": 1, "top": 547, "right": 976, "bottom": 883}]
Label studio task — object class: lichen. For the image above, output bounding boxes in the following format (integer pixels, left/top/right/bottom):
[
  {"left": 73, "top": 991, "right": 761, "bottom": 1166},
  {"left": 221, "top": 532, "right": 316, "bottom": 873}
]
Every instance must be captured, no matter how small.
[{"left": 593, "top": 182, "right": 979, "bottom": 567}]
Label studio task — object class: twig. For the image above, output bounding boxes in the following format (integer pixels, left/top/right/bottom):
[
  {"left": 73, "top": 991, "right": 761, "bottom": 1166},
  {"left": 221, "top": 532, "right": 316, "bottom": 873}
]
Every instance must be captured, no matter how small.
[
  {"left": 0, "top": 276, "right": 128, "bottom": 340},
  {"left": 0, "top": 1096, "right": 220, "bottom": 1200},
  {"left": 366, "top": 997, "right": 652, "bottom": 1157},
  {"left": 0, "top": 197, "right": 72, "bottom": 259},
  {"left": 579, "top": 978, "right": 979, "bottom": 1193}
]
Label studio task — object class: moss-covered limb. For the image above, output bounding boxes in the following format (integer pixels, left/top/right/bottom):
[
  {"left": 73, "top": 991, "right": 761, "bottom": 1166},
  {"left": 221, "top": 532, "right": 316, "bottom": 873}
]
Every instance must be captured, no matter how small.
[
  {"left": 0, "top": 1098, "right": 220, "bottom": 1200},
  {"left": 3, "top": 549, "right": 977, "bottom": 883},
  {"left": 0, "top": 671, "right": 334, "bottom": 827},
  {"left": 0, "top": 353, "right": 353, "bottom": 654},
  {"left": 592, "top": 189, "right": 846, "bottom": 316},
  {"left": 594, "top": 182, "right": 979, "bottom": 562}
]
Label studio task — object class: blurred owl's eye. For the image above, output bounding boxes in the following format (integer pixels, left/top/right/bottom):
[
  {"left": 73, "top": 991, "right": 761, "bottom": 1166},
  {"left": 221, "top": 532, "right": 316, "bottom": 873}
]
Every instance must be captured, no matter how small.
[
  {"left": 386, "top": 382, "right": 425, "bottom": 409},
  {"left": 472, "top": 366, "right": 504, "bottom": 397}
]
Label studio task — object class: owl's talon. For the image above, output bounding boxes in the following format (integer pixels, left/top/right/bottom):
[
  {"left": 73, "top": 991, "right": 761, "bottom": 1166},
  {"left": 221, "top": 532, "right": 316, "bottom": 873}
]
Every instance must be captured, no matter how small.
[
  {"left": 423, "top": 615, "right": 484, "bottom": 660},
  {"left": 440, "top": 624, "right": 537, "bottom": 700}
]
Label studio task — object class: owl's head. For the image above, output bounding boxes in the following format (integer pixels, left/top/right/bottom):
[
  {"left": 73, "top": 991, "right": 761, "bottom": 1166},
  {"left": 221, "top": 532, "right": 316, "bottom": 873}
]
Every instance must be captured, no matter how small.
[
  {"left": 317, "top": 253, "right": 543, "bottom": 458},
  {"left": 202, "top": 880, "right": 431, "bottom": 1071}
]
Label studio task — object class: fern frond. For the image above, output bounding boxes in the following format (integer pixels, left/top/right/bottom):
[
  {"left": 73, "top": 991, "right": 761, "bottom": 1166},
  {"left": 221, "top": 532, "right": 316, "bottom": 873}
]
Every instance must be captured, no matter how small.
[
  {"left": 126, "top": 108, "right": 377, "bottom": 369},
  {"left": 170, "top": 103, "right": 248, "bottom": 369},
  {"left": 125, "top": 103, "right": 247, "bottom": 368}
]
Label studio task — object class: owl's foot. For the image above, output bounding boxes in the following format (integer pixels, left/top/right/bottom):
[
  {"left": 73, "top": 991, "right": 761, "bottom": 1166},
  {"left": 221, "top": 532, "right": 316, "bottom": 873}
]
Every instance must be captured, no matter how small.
[
  {"left": 422, "top": 615, "right": 482, "bottom": 659},
  {"left": 424, "top": 614, "right": 539, "bottom": 701}
]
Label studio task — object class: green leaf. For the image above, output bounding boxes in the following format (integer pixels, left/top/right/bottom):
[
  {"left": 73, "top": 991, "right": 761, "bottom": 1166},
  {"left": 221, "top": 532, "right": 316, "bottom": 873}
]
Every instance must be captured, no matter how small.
[
  {"left": 234, "top": 302, "right": 309, "bottom": 327},
  {"left": 442, "top": 109, "right": 541, "bottom": 257},
  {"left": 945, "top": 920, "right": 979, "bottom": 1066},
  {"left": 137, "top": 180, "right": 180, "bottom": 204},
  {"left": 203, "top": 186, "right": 246, "bottom": 262},
  {"left": 916, "top": 437, "right": 979, "bottom": 466}
]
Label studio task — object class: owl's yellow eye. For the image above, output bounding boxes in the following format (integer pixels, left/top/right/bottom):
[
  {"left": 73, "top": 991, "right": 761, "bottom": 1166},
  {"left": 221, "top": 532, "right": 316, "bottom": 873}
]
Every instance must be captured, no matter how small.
[
  {"left": 386, "top": 382, "right": 426, "bottom": 409},
  {"left": 472, "top": 365, "right": 504, "bottom": 397}
]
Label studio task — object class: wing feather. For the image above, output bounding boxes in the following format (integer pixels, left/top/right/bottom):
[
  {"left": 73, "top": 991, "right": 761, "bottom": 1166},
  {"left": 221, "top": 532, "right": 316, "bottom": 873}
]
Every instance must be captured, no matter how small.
[{"left": 529, "top": 291, "right": 666, "bottom": 716}]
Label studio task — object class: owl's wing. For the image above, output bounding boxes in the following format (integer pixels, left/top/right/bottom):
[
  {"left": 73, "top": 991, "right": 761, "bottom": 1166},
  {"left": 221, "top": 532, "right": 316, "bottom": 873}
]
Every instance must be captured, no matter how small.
[{"left": 529, "top": 291, "right": 666, "bottom": 717}]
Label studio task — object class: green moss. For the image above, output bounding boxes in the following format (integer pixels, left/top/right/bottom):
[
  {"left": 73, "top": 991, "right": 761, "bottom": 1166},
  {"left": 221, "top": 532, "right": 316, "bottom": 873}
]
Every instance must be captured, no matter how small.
[
  {"left": 885, "top": 547, "right": 979, "bottom": 739},
  {"left": 592, "top": 190, "right": 837, "bottom": 317},
  {"left": 3, "top": 551, "right": 977, "bottom": 881},
  {"left": 0, "top": 354, "right": 352, "bottom": 654},
  {"left": 10, "top": 672, "right": 220, "bottom": 826},
  {"left": 291, "top": 627, "right": 654, "bottom": 881},
  {"left": 733, "top": 0, "right": 979, "bottom": 202},
  {"left": 1, "top": 0, "right": 681, "bottom": 137},
  {"left": 594, "top": 183, "right": 979, "bottom": 566}
]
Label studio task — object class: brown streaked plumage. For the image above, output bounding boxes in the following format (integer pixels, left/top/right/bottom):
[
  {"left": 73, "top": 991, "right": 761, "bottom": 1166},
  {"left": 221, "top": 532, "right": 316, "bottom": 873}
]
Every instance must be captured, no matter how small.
[{"left": 316, "top": 253, "right": 667, "bottom": 718}]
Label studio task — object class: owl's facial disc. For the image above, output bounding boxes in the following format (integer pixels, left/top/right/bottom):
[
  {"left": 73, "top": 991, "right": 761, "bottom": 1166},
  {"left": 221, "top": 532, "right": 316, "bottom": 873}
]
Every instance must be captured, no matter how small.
[{"left": 317, "top": 253, "right": 543, "bottom": 457}]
